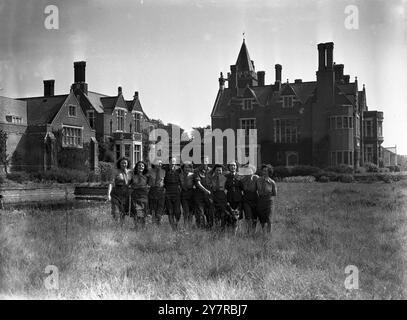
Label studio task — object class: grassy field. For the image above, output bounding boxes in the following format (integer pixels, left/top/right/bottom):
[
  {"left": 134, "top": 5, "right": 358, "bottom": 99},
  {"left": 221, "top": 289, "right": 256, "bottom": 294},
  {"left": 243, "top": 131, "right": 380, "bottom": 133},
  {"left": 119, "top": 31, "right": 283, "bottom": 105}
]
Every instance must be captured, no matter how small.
[{"left": 0, "top": 181, "right": 406, "bottom": 299}]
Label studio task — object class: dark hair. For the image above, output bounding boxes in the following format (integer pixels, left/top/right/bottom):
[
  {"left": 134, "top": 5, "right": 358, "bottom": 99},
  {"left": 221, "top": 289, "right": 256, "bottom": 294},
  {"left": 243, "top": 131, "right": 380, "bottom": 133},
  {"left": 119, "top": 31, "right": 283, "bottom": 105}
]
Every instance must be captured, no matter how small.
[
  {"left": 181, "top": 162, "right": 193, "bottom": 170},
  {"left": 260, "top": 164, "right": 274, "bottom": 177},
  {"left": 214, "top": 164, "right": 224, "bottom": 170},
  {"left": 134, "top": 160, "right": 148, "bottom": 175},
  {"left": 116, "top": 157, "right": 131, "bottom": 170},
  {"left": 227, "top": 161, "right": 239, "bottom": 172}
]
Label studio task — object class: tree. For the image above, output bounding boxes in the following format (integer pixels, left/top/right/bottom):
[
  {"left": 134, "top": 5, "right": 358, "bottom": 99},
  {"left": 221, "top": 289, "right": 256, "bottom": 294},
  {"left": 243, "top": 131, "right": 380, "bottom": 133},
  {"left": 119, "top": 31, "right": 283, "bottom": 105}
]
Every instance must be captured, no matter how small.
[{"left": 0, "top": 129, "right": 10, "bottom": 174}]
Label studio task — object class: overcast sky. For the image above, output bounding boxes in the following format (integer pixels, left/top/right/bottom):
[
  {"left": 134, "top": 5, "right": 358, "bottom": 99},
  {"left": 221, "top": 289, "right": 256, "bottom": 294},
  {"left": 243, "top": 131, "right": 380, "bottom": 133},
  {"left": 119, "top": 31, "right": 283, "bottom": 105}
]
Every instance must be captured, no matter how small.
[{"left": 0, "top": 0, "right": 406, "bottom": 154}]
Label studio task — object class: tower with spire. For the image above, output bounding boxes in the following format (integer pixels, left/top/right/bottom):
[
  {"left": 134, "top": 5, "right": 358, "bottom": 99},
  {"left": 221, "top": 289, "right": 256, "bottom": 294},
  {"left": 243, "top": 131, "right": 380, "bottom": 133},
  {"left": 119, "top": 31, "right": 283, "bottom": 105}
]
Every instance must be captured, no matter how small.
[{"left": 227, "top": 39, "right": 265, "bottom": 91}]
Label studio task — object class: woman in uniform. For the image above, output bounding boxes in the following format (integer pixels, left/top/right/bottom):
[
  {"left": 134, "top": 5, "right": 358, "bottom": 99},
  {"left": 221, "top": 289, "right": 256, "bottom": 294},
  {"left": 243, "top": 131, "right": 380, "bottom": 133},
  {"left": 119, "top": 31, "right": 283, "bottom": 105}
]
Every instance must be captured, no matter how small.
[
  {"left": 130, "top": 160, "right": 150, "bottom": 229},
  {"left": 108, "top": 157, "right": 132, "bottom": 225},
  {"left": 256, "top": 164, "right": 277, "bottom": 234},
  {"left": 179, "top": 161, "right": 195, "bottom": 229}
]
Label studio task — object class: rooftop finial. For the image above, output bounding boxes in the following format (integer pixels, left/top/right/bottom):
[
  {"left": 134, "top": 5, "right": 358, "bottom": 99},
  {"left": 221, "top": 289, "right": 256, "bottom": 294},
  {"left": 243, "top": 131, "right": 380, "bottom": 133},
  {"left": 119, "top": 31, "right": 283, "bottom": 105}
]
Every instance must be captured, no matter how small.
[{"left": 243, "top": 32, "right": 245, "bottom": 42}]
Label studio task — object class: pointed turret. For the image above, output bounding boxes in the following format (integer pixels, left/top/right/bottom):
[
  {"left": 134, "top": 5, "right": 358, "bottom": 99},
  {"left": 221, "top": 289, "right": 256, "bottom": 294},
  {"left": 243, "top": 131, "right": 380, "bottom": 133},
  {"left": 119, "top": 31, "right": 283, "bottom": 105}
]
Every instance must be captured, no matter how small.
[{"left": 236, "top": 39, "right": 255, "bottom": 72}]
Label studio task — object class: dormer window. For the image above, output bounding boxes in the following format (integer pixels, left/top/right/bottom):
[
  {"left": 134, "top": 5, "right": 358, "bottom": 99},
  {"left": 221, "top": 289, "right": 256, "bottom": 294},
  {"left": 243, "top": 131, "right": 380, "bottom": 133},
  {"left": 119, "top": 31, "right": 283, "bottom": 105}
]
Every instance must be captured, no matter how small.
[
  {"left": 242, "top": 99, "right": 253, "bottom": 111},
  {"left": 68, "top": 105, "right": 77, "bottom": 117},
  {"left": 283, "top": 96, "right": 294, "bottom": 108}
]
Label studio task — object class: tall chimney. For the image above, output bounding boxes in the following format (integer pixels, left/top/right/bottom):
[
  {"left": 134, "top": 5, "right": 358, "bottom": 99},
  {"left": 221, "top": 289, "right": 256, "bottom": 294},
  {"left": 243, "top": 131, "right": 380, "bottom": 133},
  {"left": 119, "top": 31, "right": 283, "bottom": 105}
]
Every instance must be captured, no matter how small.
[
  {"left": 118, "top": 86, "right": 122, "bottom": 95},
  {"left": 325, "top": 42, "right": 334, "bottom": 70},
  {"left": 74, "top": 61, "right": 86, "bottom": 83},
  {"left": 275, "top": 64, "right": 282, "bottom": 83},
  {"left": 43, "top": 79, "right": 55, "bottom": 97},
  {"left": 134, "top": 91, "right": 139, "bottom": 99},
  {"left": 257, "top": 71, "right": 265, "bottom": 86},
  {"left": 317, "top": 43, "right": 326, "bottom": 70},
  {"left": 334, "top": 64, "right": 344, "bottom": 82},
  {"left": 218, "top": 72, "right": 225, "bottom": 90}
]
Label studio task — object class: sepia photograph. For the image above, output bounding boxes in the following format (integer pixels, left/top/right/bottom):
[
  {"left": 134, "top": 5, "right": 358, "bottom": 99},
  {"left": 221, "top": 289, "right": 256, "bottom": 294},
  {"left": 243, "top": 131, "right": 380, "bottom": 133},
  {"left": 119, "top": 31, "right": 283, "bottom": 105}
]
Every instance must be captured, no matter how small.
[{"left": 0, "top": 0, "right": 406, "bottom": 304}]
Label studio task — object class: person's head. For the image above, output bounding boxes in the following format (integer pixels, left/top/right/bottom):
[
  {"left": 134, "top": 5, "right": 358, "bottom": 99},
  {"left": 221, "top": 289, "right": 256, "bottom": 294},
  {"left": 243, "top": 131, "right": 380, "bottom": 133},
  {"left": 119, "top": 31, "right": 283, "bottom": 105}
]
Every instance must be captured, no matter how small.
[
  {"left": 203, "top": 156, "right": 210, "bottom": 167},
  {"left": 181, "top": 161, "right": 193, "bottom": 173},
  {"left": 170, "top": 157, "right": 177, "bottom": 168},
  {"left": 247, "top": 164, "right": 257, "bottom": 175},
  {"left": 134, "top": 161, "right": 148, "bottom": 175},
  {"left": 116, "top": 157, "right": 131, "bottom": 170},
  {"left": 227, "top": 161, "right": 237, "bottom": 173},
  {"left": 214, "top": 164, "right": 223, "bottom": 175},
  {"left": 260, "top": 164, "right": 273, "bottom": 178}
]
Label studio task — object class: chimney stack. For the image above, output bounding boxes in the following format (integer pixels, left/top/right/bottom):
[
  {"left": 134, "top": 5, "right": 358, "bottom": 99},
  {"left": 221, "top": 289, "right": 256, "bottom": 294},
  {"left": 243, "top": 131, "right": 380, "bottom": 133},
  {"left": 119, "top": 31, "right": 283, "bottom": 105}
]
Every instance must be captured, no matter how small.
[
  {"left": 134, "top": 91, "right": 139, "bottom": 99},
  {"left": 257, "top": 71, "right": 265, "bottom": 86},
  {"left": 118, "top": 86, "right": 122, "bottom": 95},
  {"left": 43, "top": 79, "right": 55, "bottom": 97},
  {"left": 317, "top": 43, "right": 326, "bottom": 70},
  {"left": 74, "top": 61, "right": 86, "bottom": 83},
  {"left": 325, "top": 42, "right": 334, "bottom": 70},
  {"left": 218, "top": 72, "right": 225, "bottom": 90},
  {"left": 334, "top": 64, "right": 344, "bottom": 82},
  {"left": 275, "top": 64, "right": 282, "bottom": 83}
]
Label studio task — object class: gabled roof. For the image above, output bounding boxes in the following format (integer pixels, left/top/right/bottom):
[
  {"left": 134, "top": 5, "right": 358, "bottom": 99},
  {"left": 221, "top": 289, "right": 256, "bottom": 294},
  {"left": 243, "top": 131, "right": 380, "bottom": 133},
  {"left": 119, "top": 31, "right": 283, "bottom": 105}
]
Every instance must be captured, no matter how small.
[
  {"left": 19, "top": 94, "right": 68, "bottom": 125},
  {"left": 100, "top": 96, "right": 118, "bottom": 110},
  {"left": 336, "top": 82, "right": 357, "bottom": 105},
  {"left": 235, "top": 40, "right": 255, "bottom": 72},
  {"left": 85, "top": 91, "right": 108, "bottom": 113},
  {"left": 280, "top": 84, "right": 297, "bottom": 96}
]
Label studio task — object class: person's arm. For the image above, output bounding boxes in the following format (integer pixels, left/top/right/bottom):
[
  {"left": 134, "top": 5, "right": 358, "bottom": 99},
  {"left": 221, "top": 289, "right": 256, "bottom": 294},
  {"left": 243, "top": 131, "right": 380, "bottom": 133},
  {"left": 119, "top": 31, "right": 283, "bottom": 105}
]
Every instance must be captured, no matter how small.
[
  {"left": 272, "top": 180, "right": 277, "bottom": 197},
  {"left": 107, "top": 183, "right": 112, "bottom": 201}
]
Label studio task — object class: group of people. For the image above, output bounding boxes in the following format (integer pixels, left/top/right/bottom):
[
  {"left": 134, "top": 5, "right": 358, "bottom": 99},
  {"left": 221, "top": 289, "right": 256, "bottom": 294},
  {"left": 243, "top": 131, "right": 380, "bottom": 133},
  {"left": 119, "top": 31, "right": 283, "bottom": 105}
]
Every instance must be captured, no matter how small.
[{"left": 107, "top": 156, "right": 277, "bottom": 233}]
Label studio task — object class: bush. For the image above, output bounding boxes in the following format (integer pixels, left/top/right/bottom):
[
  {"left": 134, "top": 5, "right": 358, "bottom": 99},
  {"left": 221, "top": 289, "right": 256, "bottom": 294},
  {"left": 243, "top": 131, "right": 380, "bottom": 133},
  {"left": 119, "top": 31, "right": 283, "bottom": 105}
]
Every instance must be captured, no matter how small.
[
  {"left": 325, "top": 164, "right": 354, "bottom": 174},
  {"left": 395, "top": 165, "right": 401, "bottom": 172},
  {"left": 282, "top": 176, "right": 316, "bottom": 183},
  {"left": 365, "top": 162, "right": 379, "bottom": 173},
  {"left": 88, "top": 171, "right": 101, "bottom": 183},
  {"left": 30, "top": 168, "right": 89, "bottom": 183},
  {"left": 273, "top": 166, "right": 292, "bottom": 178},
  {"left": 324, "top": 171, "right": 339, "bottom": 181},
  {"left": 318, "top": 176, "right": 329, "bottom": 183},
  {"left": 355, "top": 167, "right": 367, "bottom": 174},
  {"left": 291, "top": 166, "right": 321, "bottom": 177},
  {"left": 99, "top": 161, "right": 115, "bottom": 182},
  {"left": 339, "top": 174, "right": 354, "bottom": 183},
  {"left": 6, "top": 171, "right": 30, "bottom": 183}
]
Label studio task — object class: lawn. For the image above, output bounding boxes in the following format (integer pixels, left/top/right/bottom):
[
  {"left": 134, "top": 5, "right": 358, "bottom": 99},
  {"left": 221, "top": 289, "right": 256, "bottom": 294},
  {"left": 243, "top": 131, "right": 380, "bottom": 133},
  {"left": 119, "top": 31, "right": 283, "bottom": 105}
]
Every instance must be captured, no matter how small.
[{"left": 0, "top": 181, "right": 406, "bottom": 299}]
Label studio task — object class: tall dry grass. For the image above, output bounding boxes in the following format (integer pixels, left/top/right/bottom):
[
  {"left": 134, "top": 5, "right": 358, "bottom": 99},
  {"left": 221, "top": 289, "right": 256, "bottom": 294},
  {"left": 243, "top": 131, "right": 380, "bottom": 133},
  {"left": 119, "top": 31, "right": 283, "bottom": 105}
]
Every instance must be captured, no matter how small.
[{"left": 1, "top": 181, "right": 406, "bottom": 299}]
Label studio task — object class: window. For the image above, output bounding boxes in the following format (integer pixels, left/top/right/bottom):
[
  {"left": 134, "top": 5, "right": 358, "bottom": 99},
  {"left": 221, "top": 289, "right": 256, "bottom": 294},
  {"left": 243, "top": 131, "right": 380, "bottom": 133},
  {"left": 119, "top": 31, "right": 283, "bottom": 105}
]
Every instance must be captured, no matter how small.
[
  {"left": 115, "top": 144, "right": 121, "bottom": 161},
  {"left": 355, "top": 115, "right": 360, "bottom": 136},
  {"left": 331, "top": 150, "right": 353, "bottom": 166},
  {"left": 336, "top": 116, "right": 342, "bottom": 129},
  {"left": 68, "top": 105, "right": 77, "bottom": 117},
  {"left": 240, "top": 118, "right": 256, "bottom": 136},
  {"left": 124, "top": 144, "right": 131, "bottom": 158},
  {"left": 282, "top": 96, "right": 294, "bottom": 108},
  {"left": 242, "top": 99, "right": 253, "bottom": 110},
  {"left": 349, "top": 117, "right": 353, "bottom": 129},
  {"left": 5, "top": 115, "right": 22, "bottom": 124},
  {"left": 62, "top": 126, "right": 82, "bottom": 147},
  {"left": 343, "top": 117, "right": 348, "bottom": 129},
  {"left": 364, "top": 144, "right": 373, "bottom": 163},
  {"left": 87, "top": 110, "right": 95, "bottom": 129},
  {"left": 134, "top": 144, "right": 141, "bottom": 162},
  {"left": 134, "top": 113, "right": 141, "bottom": 132},
  {"left": 110, "top": 120, "right": 113, "bottom": 135},
  {"left": 364, "top": 119, "right": 373, "bottom": 137},
  {"left": 117, "top": 110, "right": 125, "bottom": 131},
  {"left": 274, "top": 118, "right": 298, "bottom": 143},
  {"left": 378, "top": 121, "right": 383, "bottom": 137}
]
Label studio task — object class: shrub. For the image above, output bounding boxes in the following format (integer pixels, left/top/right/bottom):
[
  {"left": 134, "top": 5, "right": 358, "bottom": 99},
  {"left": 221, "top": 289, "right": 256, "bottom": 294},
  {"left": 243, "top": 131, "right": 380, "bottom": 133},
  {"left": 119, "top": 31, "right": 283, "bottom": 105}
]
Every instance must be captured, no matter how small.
[
  {"left": 273, "top": 166, "right": 292, "bottom": 178},
  {"left": 355, "top": 167, "right": 367, "bottom": 174},
  {"left": 88, "top": 171, "right": 101, "bottom": 183},
  {"left": 6, "top": 171, "right": 30, "bottom": 183},
  {"left": 365, "top": 162, "right": 379, "bottom": 173},
  {"left": 325, "top": 164, "right": 354, "bottom": 174},
  {"left": 30, "top": 168, "right": 89, "bottom": 183},
  {"left": 99, "top": 161, "right": 115, "bottom": 182},
  {"left": 394, "top": 165, "right": 401, "bottom": 172},
  {"left": 318, "top": 176, "right": 329, "bottom": 183},
  {"left": 282, "top": 176, "right": 316, "bottom": 183},
  {"left": 324, "top": 171, "right": 339, "bottom": 181},
  {"left": 339, "top": 174, "right": 354, "bottom": 183},
  {"left": 291, "top": 166, "right": 321, "bottom": 177}
]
